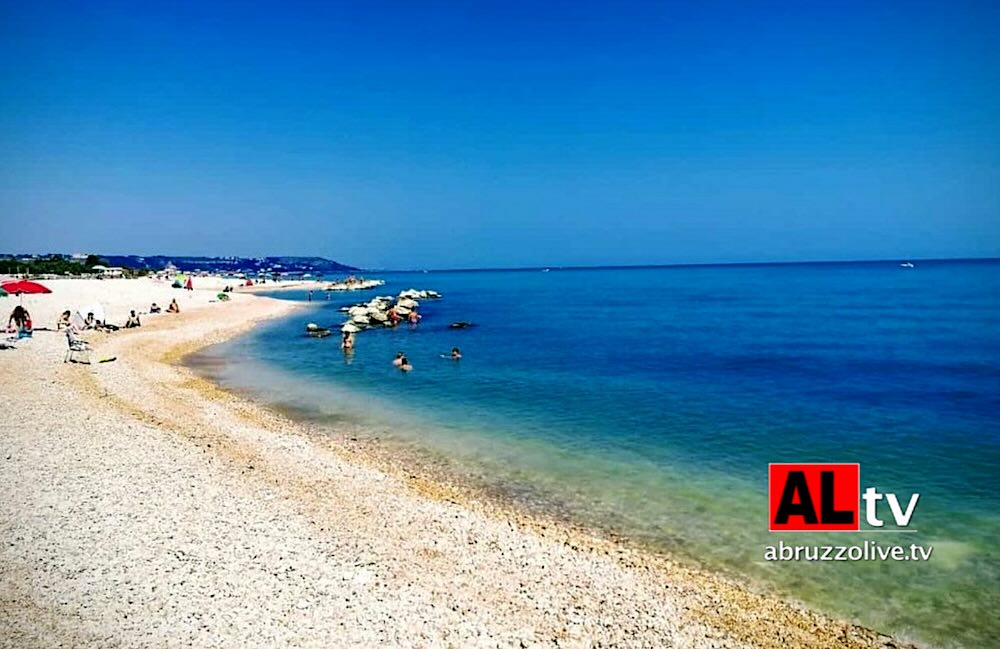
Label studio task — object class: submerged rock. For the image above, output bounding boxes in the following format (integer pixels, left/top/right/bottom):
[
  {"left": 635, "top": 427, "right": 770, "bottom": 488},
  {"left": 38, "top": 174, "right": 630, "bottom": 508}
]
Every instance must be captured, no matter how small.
[{"left": 305, "top": 322, "right": 331, "bottom": 337}]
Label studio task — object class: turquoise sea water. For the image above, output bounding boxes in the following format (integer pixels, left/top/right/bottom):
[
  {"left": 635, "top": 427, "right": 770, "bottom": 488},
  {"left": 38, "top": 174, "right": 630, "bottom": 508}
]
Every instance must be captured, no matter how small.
[{"left": 191, "top": 261, "right": 1000, "bottom": 648}]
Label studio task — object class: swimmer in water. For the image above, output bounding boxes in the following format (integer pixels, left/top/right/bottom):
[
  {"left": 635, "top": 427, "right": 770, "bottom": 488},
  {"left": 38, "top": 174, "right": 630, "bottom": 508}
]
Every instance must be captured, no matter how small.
[
  {"left": 399, "top": 355, "right": 412, "bottom": 372},
  {"left": 393, "top": 351, "right": 404, "bottom": 367},
  {"left": 450, "top": 347, "right": 461, "bottom": 360}
]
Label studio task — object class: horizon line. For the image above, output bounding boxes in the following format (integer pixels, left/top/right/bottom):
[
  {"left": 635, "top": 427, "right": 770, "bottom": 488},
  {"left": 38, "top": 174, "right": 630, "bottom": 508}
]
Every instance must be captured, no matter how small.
[{"left": 369, "top": 255, "right": 1000, "bottom": 273}]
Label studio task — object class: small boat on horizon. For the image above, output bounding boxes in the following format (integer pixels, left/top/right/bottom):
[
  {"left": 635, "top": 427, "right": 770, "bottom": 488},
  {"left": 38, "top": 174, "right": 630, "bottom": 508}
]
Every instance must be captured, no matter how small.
[{"left": 900, "top": 262, "right": 915, "bottom": 268}]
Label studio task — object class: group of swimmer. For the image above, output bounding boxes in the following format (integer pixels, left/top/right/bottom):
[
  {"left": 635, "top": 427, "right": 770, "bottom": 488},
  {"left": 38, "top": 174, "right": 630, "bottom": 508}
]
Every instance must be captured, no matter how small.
[
  {"left": 390, "top": 347, "right": 460, "bottom": 372},
  {"left": 386, "top": 305, "right": 421, "bottom": 326},
  {"left": 307, "top": 289, "right": 333, "bottom": 303}
]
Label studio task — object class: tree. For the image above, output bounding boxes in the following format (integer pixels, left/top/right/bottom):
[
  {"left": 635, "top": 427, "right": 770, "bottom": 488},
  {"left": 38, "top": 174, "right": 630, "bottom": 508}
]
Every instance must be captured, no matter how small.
[{"left": 84, "top": 254, "right": 107, "bottom": 268}]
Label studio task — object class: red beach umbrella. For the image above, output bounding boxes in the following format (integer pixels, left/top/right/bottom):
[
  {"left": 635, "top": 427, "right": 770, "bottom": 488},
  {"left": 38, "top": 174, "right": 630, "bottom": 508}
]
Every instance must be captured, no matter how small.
[{"left": 1, "top": 280, "right": 52, "bottom": 295}]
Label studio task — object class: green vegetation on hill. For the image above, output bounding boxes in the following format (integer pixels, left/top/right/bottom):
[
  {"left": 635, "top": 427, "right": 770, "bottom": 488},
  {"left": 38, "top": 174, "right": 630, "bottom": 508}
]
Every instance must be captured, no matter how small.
[{"left": 0, "top": 254, "right": 147, "bottom": 277}]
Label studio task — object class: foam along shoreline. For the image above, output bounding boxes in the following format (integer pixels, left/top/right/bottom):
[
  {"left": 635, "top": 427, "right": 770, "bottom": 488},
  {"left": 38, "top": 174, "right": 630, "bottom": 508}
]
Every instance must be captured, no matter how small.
[{"left": 0, "top": 278, "right": 911, "bottom": 648}]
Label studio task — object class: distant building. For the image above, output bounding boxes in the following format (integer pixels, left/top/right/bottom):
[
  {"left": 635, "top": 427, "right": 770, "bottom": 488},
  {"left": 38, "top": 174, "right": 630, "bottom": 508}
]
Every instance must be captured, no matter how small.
[{"left": 92, "top": 265, "right": 124, "bottom": 278}]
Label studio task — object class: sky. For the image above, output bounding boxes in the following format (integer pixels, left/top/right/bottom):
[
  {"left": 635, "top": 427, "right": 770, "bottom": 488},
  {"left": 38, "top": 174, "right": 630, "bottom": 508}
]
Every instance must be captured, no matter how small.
[{"left": 1, "top": 0, "right": 998, "bottom": 269}]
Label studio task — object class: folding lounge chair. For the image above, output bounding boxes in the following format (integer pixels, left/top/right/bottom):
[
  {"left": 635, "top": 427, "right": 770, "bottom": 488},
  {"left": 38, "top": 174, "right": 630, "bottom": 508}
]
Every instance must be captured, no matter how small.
[{"left": 64, "top": 329, "right": 91, "bottom": 363}]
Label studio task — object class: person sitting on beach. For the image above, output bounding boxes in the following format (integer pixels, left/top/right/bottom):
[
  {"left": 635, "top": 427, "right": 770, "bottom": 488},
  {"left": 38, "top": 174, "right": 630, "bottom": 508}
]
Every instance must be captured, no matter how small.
[
  {"left": 399, "top": 355, "right": 412, "bottom": 372},
  {"left": 393, "top": 351, "right": 404, "bottom": 367},
  {"left": 57, "top": 310, "right": 72, "bottom": 330},
  {"left": 125, "top": 310, "right": 141, "bottom": 328},
  {"left": 149, "top": 302, "right": 161, "bottom": 313},
  {"left": 167, "top": 298, "right": 180, "bottom": 313},
  {"left": 84, "top": 312, "right": 97, "bottom": 330},
  {"left": 7, "top": 305, "right": 26, "bottom": 332},
  {"left": 451, "top": 347, "right": 462, "bottom": 360},
  {"left": 17, "top": 309, "right": 33, "bottom": 338}
]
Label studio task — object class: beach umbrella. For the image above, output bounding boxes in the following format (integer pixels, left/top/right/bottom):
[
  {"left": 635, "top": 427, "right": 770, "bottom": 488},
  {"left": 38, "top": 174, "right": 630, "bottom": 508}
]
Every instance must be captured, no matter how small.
[
  {"left": 1, "top": 280, "right": 51, "bottom": 305},
  {"left": 1, "top": 280, "right": 51, "bottom": 295}
]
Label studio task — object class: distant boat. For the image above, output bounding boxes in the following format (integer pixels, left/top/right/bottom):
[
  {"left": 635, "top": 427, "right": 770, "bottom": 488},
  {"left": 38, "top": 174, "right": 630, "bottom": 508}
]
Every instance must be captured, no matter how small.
[
  {"left": 900, "top": 262, "right": 915, "bottom": 268},
  {"left": 541, "top": 268, "right": 550, "bottom": 272}
]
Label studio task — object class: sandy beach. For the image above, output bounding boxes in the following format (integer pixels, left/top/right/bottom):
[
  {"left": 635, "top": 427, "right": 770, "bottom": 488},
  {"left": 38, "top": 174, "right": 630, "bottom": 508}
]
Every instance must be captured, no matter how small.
[{"left": 1, "top": 279, "right": 909, "bottom": 649}]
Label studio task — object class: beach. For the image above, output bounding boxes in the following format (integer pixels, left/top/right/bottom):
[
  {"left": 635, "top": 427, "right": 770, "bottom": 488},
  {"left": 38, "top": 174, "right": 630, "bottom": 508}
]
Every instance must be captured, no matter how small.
[{"left": 1, "top": 278, "right": 909, "bottom": 648}]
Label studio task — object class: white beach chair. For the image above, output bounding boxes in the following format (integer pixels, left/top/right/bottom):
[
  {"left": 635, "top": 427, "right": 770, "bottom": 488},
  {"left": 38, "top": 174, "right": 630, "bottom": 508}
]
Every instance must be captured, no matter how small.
[{"left": 64, "top": 329, "right": 91, "bottom": 364}]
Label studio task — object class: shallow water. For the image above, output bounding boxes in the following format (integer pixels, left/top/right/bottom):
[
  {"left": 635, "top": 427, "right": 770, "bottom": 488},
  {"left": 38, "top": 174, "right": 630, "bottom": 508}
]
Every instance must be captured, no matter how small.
[{"left": 191, "top": 261, "right": 1000, "bottom": 648}]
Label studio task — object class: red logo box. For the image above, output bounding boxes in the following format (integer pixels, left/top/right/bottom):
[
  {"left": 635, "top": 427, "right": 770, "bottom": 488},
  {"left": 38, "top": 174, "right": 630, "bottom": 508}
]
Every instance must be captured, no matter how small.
[{"left": 769, "top": 463, "right": 860, "bottom": 532}]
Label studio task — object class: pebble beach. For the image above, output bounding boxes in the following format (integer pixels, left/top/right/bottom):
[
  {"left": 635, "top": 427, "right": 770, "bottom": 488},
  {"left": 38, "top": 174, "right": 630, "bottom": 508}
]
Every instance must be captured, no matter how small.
[{"left": 0, "top": 278, "right": 912, "bottom": 649}]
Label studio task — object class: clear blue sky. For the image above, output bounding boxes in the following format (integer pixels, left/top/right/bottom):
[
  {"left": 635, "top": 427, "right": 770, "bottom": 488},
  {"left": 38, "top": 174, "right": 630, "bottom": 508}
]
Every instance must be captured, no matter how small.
[{"left": 1, "top": 1, "right": 997, "bottom": 269}]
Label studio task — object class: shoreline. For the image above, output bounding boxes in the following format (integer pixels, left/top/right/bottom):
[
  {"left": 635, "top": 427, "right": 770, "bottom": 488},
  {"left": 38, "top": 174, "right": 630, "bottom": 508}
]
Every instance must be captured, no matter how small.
[
  {"left": 2, "top": 281, "right": 912, "bottom": 648},
  {"left": 183, "top": 311, "right": 916, "bottom": 649}
]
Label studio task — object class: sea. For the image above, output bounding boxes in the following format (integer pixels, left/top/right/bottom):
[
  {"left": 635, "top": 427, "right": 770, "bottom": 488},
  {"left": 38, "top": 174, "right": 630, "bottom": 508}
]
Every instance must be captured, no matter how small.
[{"left": 188, "top": 260, "right": 1000, "bottom": 649}]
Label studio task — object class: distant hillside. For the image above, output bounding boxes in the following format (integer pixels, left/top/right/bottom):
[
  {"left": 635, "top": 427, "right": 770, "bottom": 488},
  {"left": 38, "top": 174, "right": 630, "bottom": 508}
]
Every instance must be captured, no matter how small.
[{"left": 99, "top": 255, "right": 360, "bottom": 274}]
